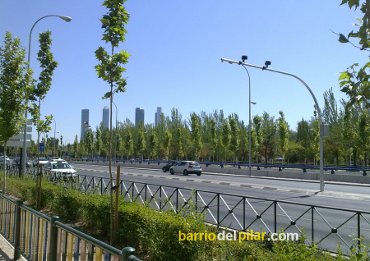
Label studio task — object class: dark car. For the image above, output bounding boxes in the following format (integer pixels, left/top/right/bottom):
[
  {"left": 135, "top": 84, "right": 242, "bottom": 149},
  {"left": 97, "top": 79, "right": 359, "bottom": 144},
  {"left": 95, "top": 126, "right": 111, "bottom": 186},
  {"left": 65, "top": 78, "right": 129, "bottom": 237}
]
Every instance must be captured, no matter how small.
[{"left": 162, "top": 160, "right": 178, "bottom": 172}]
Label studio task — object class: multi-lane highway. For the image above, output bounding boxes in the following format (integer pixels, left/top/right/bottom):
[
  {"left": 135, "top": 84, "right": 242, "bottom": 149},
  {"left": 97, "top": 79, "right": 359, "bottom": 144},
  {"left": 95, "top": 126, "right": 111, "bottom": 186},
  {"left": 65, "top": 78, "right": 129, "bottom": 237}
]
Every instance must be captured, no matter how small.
[
  {"left": 73, "top": 162, "right": 370, "bottom": 210},
  {"left": 69, "top": 162, "right": 370, "bottom": 254}
]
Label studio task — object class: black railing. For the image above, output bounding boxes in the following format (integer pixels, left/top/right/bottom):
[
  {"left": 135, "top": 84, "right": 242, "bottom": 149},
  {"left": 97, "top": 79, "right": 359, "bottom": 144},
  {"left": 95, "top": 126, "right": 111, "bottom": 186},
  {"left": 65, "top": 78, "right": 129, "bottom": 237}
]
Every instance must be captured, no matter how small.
[{"left": 5, "top": 167, "right": 370, "bottom": 255}]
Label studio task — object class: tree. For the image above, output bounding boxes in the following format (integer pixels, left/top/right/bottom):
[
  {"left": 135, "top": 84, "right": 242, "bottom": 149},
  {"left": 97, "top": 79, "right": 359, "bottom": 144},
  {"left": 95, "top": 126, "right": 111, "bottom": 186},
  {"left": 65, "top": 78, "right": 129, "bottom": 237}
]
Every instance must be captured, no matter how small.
[
  {"left": 323, "top": 89, "right": 344, "bottom": 164},
  {"left": 95, "top": 0, "right": 130, "bottom": 243},
  {"left": 148, "top": 131, "right": 158, "bottom": 159},
  {"left": 277, "top": 111, "right": 289, "bottom": 162},
  {"left": 338, "top": 0, "right": 370, "bottom": 107},
  {"left": 94, "top": 127, "right": 102, "bottom": 158},
  {"left": 73, "top": 135, "right": 79, "bottom": 158},
  {"left": 190, "top": 113, "right": 202, "bottom": 159},
  {"left": 164, "top": 130, "right": 172, "bottom": 159},
  {"left": 252, "top": 115, "right": 262, "bottom": 163},
  {"left": 220, "top": 120, "right": 231, "bottom": 161},
  {"left": 358, "top": 110, "right": 370, "bottom": 167},
  {"left": 136, "top": 125, "right": 146, "bottom": 160},
  {"left": 84, "top": 129, "right": 94, "bottom": 159},
  {"left": 296, "top": 119, "right": 311, "bottom": 163},
  {"left": 29, "top": 31, "right": 58, "bottom": 158},
  {"left": 228, "top": 114, "right": 240, "bottom": 161},
  {"left": 209, "top": 118, "right": 217, "bottom": 161},
  {"left": 0, "top": 32, "right": 32, "bottom": 187},
  {"left": 261, "top": 112, "right": 276, "bottom": 164}
]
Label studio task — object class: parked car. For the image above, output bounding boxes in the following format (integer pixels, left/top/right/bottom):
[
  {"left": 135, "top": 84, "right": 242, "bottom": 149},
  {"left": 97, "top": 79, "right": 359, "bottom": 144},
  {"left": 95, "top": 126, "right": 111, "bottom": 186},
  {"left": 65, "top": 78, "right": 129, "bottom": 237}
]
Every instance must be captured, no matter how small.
[
  {"left": 169, "top": 161, "right": 202, "bottom": 176},
  {"left": 0, "top": 156, "right": 12, "bottom": 166},
  {"left": 45, "top": 160, "right": 78, "bottom": 181},
  {"left": 12, "top": 158, "right": 33, "bottom": 167},
  {"left": 162, "top": 160, "right": 178, "bottom": 172},
  {"left": 38, "top": 157, "right": 49, "bottom": 165}
]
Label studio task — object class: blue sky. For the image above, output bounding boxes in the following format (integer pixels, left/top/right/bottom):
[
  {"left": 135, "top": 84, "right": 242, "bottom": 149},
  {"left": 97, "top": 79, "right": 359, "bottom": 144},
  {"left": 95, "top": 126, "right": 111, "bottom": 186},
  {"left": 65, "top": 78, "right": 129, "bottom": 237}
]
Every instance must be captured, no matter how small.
[{"left": 1, "top": 1, "right": 367, "bottom": 143}]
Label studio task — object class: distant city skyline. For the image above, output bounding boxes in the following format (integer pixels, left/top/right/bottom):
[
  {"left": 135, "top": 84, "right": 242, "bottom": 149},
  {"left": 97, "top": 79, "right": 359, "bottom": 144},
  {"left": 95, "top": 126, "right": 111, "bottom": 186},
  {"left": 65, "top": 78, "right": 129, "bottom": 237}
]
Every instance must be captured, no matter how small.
[{"left": 78, "top": 106, "right": 165, "bottom": 139}]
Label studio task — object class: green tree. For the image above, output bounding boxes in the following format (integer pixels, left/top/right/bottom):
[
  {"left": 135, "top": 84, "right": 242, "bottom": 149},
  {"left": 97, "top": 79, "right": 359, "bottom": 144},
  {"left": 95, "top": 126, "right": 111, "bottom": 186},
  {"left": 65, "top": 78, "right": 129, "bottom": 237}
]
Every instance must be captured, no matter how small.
[
  {"left": 0, "top": 32, "right": 32, "bottom": 186},
  {"left": 228, "top": 114, "right": 240, "bottom": 161},
  {"left": 296, "top": 119, "right": 311, "bottom": 163},
  {"left": 209, "top": 118, "right": 217, "bottom": 161},
  {"left": 338, "top": 0, "right": 370, "bottom": 107},
  {"left": 94, "top": 127, "right": 102, "bottom": 158},
  {"left": 29, "top": 31, "right": 58, "bottom": 158},
  {"left": 148, "top": 131, "right": 158, "bottom": 159},
  {"left": 84, "top": 129, "right": 94, "bottom": 159},
  {"left": 252, "top": 115, "right": 262, "bottom": 163},
  {"left": 358, "top": 110, "right": 370, "bottom": 166},
  {"left": 190, "top": 112, "right": 202, "bottom": 160},
  {"left": 277, "top": 111, "right": 289, "bottom": 162},
  {"left": 95, "top": 0, "right": 130, "bottom": 243},
  {"left": 164, "top": 130, "right": 172, "bottom": 159},
  {"left": 220, "top": 120, "right": 231, "bottom": 161},
  {"left": 323, "top": 89, "right": 344, "bottom": 164},
  {"left": 73, "top": 135, "right": 79, "bottom": 158},
  {"left": 261, "top": 112, "right": 277, "bottom": 164},
  {"left": 136, "top": 125, "right": 146, "bottom": 160}
]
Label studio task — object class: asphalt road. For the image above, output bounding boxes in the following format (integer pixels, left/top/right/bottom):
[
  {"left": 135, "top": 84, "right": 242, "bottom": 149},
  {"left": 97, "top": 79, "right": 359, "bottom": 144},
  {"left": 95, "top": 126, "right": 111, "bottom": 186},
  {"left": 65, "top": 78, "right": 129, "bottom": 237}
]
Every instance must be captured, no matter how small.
[{"left": 70, "top": 163, "right": 370, "bottom": 254}]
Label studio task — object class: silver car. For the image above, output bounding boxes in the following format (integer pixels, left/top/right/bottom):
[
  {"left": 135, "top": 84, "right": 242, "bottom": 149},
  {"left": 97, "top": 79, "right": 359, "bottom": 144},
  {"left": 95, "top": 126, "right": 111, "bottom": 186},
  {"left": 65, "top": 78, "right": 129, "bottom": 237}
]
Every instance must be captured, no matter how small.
[{"left": 169, "top": 161, "right": 202, "bottom": 176}]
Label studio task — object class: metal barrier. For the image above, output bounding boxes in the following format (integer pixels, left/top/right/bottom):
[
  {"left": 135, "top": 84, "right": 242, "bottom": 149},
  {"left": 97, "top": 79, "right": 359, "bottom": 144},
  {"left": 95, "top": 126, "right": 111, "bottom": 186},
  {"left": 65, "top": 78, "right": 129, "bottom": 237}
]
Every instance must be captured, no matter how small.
[
  {"left": 5, "top": 167, "right": 370, "bottom": 255},
  {"left": 41, "top": 173, "right": 370, "bottom": 255},
  {"left": 0, "top": 192, "right": 141, "bottom": 261}
]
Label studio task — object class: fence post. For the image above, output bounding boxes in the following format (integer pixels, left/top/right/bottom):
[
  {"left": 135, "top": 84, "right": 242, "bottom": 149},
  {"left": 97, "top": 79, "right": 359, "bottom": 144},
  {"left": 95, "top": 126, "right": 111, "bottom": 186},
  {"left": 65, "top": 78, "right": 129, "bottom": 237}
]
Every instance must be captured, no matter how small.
[
  {"left": 217, "top": 193, "right": 220, "bottom": 228},
  {"left": 122, "top": 246, "right": 136, "bottom": 261},
  {"left": 311, "top": 206, "right": 314, "bottom": 246},
  {"left": 14, "top": 199, "right": 23, "bottom": 261},
  {"left": 274, "top": 201, "right": 277, "bottom": 233},
  {"left": 357, "top": 212, "right": 361, "bottom": 253},
  {"left": 36, "top": 164, "right": 43, "bottom": 209},
  {"left": 48, "top": 216, "right": 60, "bottom": 261}
]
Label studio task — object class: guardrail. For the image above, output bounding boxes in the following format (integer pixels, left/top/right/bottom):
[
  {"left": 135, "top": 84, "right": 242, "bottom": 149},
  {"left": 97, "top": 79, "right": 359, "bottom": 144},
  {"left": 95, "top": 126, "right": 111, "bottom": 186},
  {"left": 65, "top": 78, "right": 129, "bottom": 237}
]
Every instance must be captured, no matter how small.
[{"left": 0, "top": 192, "right": 141, "bottom": 261}]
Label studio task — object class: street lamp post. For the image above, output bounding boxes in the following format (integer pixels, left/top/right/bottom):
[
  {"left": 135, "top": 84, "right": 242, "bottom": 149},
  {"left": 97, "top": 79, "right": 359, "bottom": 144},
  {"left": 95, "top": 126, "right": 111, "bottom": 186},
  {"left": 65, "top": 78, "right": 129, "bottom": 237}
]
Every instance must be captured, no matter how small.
[
  {"left": 21, "top": 14, "right": 72, "bottom": 175},
  {"left": 221, "top": 56, "right": 254, "bottom": 176},
  {"left": 112, "top": 101, "right": 118, "bottom": 165},
  {"left": 221, "top": 57, "right": 325, "bottom": 192}
]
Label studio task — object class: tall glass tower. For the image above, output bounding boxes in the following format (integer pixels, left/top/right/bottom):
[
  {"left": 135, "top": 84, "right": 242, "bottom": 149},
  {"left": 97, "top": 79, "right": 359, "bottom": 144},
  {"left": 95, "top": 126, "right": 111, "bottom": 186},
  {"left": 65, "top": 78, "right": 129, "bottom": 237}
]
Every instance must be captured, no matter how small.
[
  {"left": 135, "top": 107, "right": 144, "bottom": 127},
  {"left": 103, "top": 106, "right": 109, "bottom": 129},
  {"left": 80, "top": 109, "right": 89, "bottom": 141}
]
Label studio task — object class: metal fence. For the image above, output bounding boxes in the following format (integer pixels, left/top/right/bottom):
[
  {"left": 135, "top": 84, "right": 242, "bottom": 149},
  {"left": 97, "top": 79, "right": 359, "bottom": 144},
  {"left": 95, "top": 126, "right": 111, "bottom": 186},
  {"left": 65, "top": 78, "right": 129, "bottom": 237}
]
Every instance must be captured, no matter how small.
[
  {"left": 0, "top": 192, "right": 141, "bottom": 261},
  {"left": 4, "top": 167, "right": 370, "bottom": 255},
  {"left": 40, "top": 173, "right": 370, "bottom": 255}
]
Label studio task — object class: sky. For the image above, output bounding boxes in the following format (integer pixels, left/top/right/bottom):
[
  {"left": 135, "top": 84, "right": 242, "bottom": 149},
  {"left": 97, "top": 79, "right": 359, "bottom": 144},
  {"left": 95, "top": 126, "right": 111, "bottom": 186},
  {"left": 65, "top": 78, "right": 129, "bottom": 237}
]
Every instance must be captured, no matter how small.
[{"left": 1, "top": 0, "right": 367, "bottom": 144}]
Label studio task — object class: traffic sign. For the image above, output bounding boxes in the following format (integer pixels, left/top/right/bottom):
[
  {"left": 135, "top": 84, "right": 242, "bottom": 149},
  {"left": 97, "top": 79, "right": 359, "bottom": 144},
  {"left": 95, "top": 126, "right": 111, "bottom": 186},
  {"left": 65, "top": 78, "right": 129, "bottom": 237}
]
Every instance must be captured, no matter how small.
[{"left": 39, "top": 143, "right": 45, "bottom": 152}]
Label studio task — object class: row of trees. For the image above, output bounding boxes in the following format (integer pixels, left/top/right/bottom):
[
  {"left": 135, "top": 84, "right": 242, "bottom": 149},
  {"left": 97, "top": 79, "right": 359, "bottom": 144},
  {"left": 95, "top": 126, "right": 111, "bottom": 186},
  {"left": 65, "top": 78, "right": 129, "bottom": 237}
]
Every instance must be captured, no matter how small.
[{"left": 62, "top": 92, "right": 368, "bottom": 166}]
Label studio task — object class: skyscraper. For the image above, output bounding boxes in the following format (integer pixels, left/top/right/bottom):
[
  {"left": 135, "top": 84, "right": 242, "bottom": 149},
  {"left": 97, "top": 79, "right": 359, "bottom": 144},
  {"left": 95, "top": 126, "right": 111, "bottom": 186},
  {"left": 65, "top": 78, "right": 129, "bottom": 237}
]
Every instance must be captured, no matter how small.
[
  {"left": 80, "top": 109, "right": 89, "bottom": 141},
  {"left": 135, "top": 107, "right": 144, "bottom": 127},
  {"left": 103, "top": 106, "right": 109, "bottom": 129},
  {"left": 155, "top": 107, "right": 162, "bottom": 126}
]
